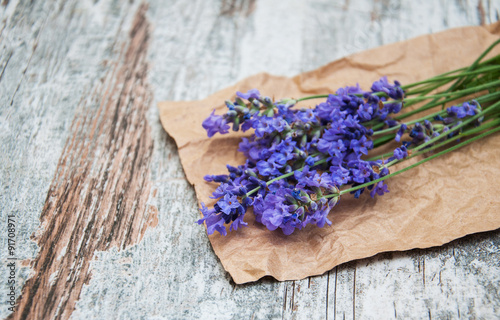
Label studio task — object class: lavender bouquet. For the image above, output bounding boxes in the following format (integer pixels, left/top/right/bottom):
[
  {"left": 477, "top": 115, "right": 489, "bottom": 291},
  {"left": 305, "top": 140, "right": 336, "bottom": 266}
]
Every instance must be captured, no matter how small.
[{"left": 198, "top": 40, "right": 500, "bottom": 236}]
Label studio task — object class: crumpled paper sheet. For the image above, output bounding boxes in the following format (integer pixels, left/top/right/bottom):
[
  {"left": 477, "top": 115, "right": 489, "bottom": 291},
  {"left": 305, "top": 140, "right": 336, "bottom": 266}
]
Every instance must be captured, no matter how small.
[{"left": 158, "top": 23, "right": 500, "bottom": 284}]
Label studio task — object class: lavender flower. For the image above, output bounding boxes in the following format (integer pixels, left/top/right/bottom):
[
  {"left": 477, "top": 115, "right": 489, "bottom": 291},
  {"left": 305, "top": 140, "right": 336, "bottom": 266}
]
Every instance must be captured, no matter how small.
[
  {"left": 202, "top": 110, "right": 230, "bottom": 137},
  {"left": 237, "top": 89, "right": 261, "bottom": 100},
  {"left": 198, "top": 68, "right": 498, "bottom": 236}
]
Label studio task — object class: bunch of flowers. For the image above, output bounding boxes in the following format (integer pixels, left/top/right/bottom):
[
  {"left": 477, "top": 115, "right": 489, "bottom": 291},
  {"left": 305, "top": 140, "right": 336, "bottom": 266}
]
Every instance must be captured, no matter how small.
[{"left": 198, "top": 40, "right": 500, "bottom": 236}]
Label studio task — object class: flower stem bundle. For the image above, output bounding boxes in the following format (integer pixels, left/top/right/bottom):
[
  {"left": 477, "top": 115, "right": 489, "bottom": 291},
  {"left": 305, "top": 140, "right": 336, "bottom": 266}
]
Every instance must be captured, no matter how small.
[{"left": 198, "top": 40, "right": 500, "bottom": 236}]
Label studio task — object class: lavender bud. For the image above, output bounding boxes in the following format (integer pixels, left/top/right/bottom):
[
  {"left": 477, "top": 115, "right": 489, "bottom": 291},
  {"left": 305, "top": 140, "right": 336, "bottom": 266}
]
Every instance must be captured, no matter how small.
[
  {"left": 300, "top": 135, "right": 308, "bottom": 148},
  {"left": 264, "top": 108, "right": 274, "bottom": 117},
  {"left": 434, "top": 115, "right": 444, "bottom": 121},
  {"left": 235, "top": 97, "right": 246, "bottom": 107},
  {"left": 225, "top": 100, "right": 235, "bottom": 110},
  {"left": 291, "top": 188, "right": 302, "bottom": 201},
  {"left": 328, "top": 197, "right": 339, "bottom": 207},
  {"left": 310, "top": 201, "right": 318, "bottom": 211},
  {"left": 272, "top": 135, "right": 281, "bottom": 145},
  {"left": 300, "top": 195, "right": 310, "bottom": 203},
  {"left": 292, "top": 130, "right": 304, "bottom": 137},
  {"left": 232, "top": 117, "right": 240, "bottom": 131},
  {"left": 242, "top": 197, "right": 253, "bottom": 206},
  {"left": 245, "top": 169, "right": 257, "bottom": 177},
  {"left": 226, "top": 164, "right": 241, "bottom": 174},
  {"left": 226, "top": 110, "right": 237, "bottom": 118},
  {"left": 311, "top": 129, "right": 321, "bottom": 140},
  {"left": 238, "top": 187, "right": 247, "bottom": 195},
  {"left": 285, "top": 194, "right": 298, "bottom": 204},
  {"left": 262, "top": 97, "right": 273, "bottom": 108},
  {"left": 424, "top": 119, "right": 433, "bottom": 131},
  {"left": 234, "top": 105, "right": 249, "bottom": 114},
  {"left": 295, "top": 206, "right": 305, "bottom": 216}
]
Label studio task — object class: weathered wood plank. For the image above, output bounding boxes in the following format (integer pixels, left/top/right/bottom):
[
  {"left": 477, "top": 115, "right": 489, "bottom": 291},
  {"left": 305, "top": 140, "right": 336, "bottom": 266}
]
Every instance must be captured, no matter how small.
[
  {"left": 6, "top": 3, "right": 157, "bottom": 319},
  {"left": 0, "top": 0, "right": 499, "bottom": 319},
  {"left": 0, "top": 0, "right": 139, "bottom": 317}
]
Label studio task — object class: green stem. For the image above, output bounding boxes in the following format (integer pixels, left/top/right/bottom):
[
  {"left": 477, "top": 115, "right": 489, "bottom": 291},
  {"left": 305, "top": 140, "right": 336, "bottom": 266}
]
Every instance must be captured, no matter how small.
[
  {"left": 423, "top": 39, "right": 500, "bottom": 109},
  {"left": 372, "top": 89, "right": 500, "bottom": 136},
  {"left": 364, "top": 81, "right": 500, "bottom": 133},
  {"left": 460, "top": 117, "right": 500, "bottom": 136},
  {"left": 402, "top": 124, "right": 492, "bottom": 162},
  {"left": 368, "top": 116, "right": 500, "bottom": 162},
  {"left": 372, "top": 133, "right": 396, "bottom": 148},
  {"left": 395, "top": 87, "right": 500, "bottom": 121},
  {"left": 385, "top": 78, "right": 500, "bottom": 106},
  {"left": 296, "top": 94, "right": 330, "bottom": 102},
  {"left": 329, "top": 126, "right": 500, "bottom": 198},
  {"left": 404, "top": 78, "right": 453, "bottom": 96},
  {"left": 372, "top": 109, "right": 447, "bottom": 136},
  {"left": 414, "top": 101, "right": 500, "bottom": 152},
  {"left": 402, "top": 65, "right": 500, "bottom": 90}
]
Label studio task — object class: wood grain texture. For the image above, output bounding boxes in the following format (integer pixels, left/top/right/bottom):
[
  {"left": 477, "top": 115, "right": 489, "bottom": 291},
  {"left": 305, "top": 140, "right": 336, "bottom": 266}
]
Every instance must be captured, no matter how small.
[
  {"left": 0, "top": 0, "right": 499, "bottom": 319},
  {"left": 2, "top": 2, "right": 157, "bottom": 319}
]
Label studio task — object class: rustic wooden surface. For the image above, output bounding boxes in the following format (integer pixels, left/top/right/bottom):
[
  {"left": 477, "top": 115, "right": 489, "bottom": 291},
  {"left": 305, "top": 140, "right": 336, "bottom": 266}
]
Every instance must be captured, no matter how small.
[{"left": 1, "top": 0, "right": 499, "bottom": 319}]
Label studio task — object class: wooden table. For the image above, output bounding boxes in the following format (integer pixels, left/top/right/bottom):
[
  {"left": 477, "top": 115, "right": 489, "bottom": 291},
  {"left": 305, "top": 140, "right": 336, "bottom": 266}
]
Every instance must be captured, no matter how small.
[{"left": 1, "top": 1, "right": 499, "bottom": 319}]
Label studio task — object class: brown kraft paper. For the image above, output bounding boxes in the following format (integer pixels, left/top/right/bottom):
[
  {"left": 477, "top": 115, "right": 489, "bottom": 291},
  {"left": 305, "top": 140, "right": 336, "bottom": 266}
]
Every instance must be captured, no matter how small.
[{"left": 158, "top": 23, "right": 500, "bottom": 284}]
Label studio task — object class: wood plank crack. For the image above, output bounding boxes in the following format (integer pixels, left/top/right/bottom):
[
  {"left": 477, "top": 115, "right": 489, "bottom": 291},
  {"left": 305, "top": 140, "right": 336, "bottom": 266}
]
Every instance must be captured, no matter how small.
[
  {"left": 8, "top": 2, "right": 52, "bottom": 106},
  {"left": 326, "top": 271, "right": 330, "bottom": 320},
  {"left": 334, "top": 267, "right": 338, "bottom": 320},
  {"left": 0, "top": 50, "right": 12, "bottom": 83},
  {"left": 353, "top": 267, "right": 356, "bottom": 320}
]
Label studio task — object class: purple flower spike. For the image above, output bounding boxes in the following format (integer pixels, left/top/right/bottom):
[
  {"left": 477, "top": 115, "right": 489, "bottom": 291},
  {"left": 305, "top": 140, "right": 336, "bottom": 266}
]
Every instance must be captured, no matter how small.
[
  {"left": 305, "top": 156, "right": 315, "bottom": 166},
  {"left": 195, "top": 73, "right": 490, "bottom": 237},
  {"left": 197, "top": 203, "right": 227, "bottom": 236},
  {"left": 218, "top": 194, "right": 241, "bottom": 215},
  {"left": 463, "top": 101, "right": 478, "bottom": 116},
  {"left": 229, "top": 215, "right": 248, "bottom": 231},
  {"left": 345, "top": 83, "right": 365, "bottom": 95},
  {"left": 370, "top": 181, "right": 389, "bottom": 198},
  {"left": 350, "top": 135, "right": 372, "bottom": 155},
  {"left": 236, "top": 88, "right": 260, "bottom": 100},
  {"left": 385, "top": 119, "right": 398, "bottom": 127},
  {"left": 202, "top": 110, "right": 230, "bottom": 137},
  {"left": 393, "top": 145, "right": 408, "bottom": 160},
  {"left": 309, "top": 203, "right": 333, "bottom": 228},
  {"left": 395, "top": 124, "right": 407, "bottom": 142}
]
